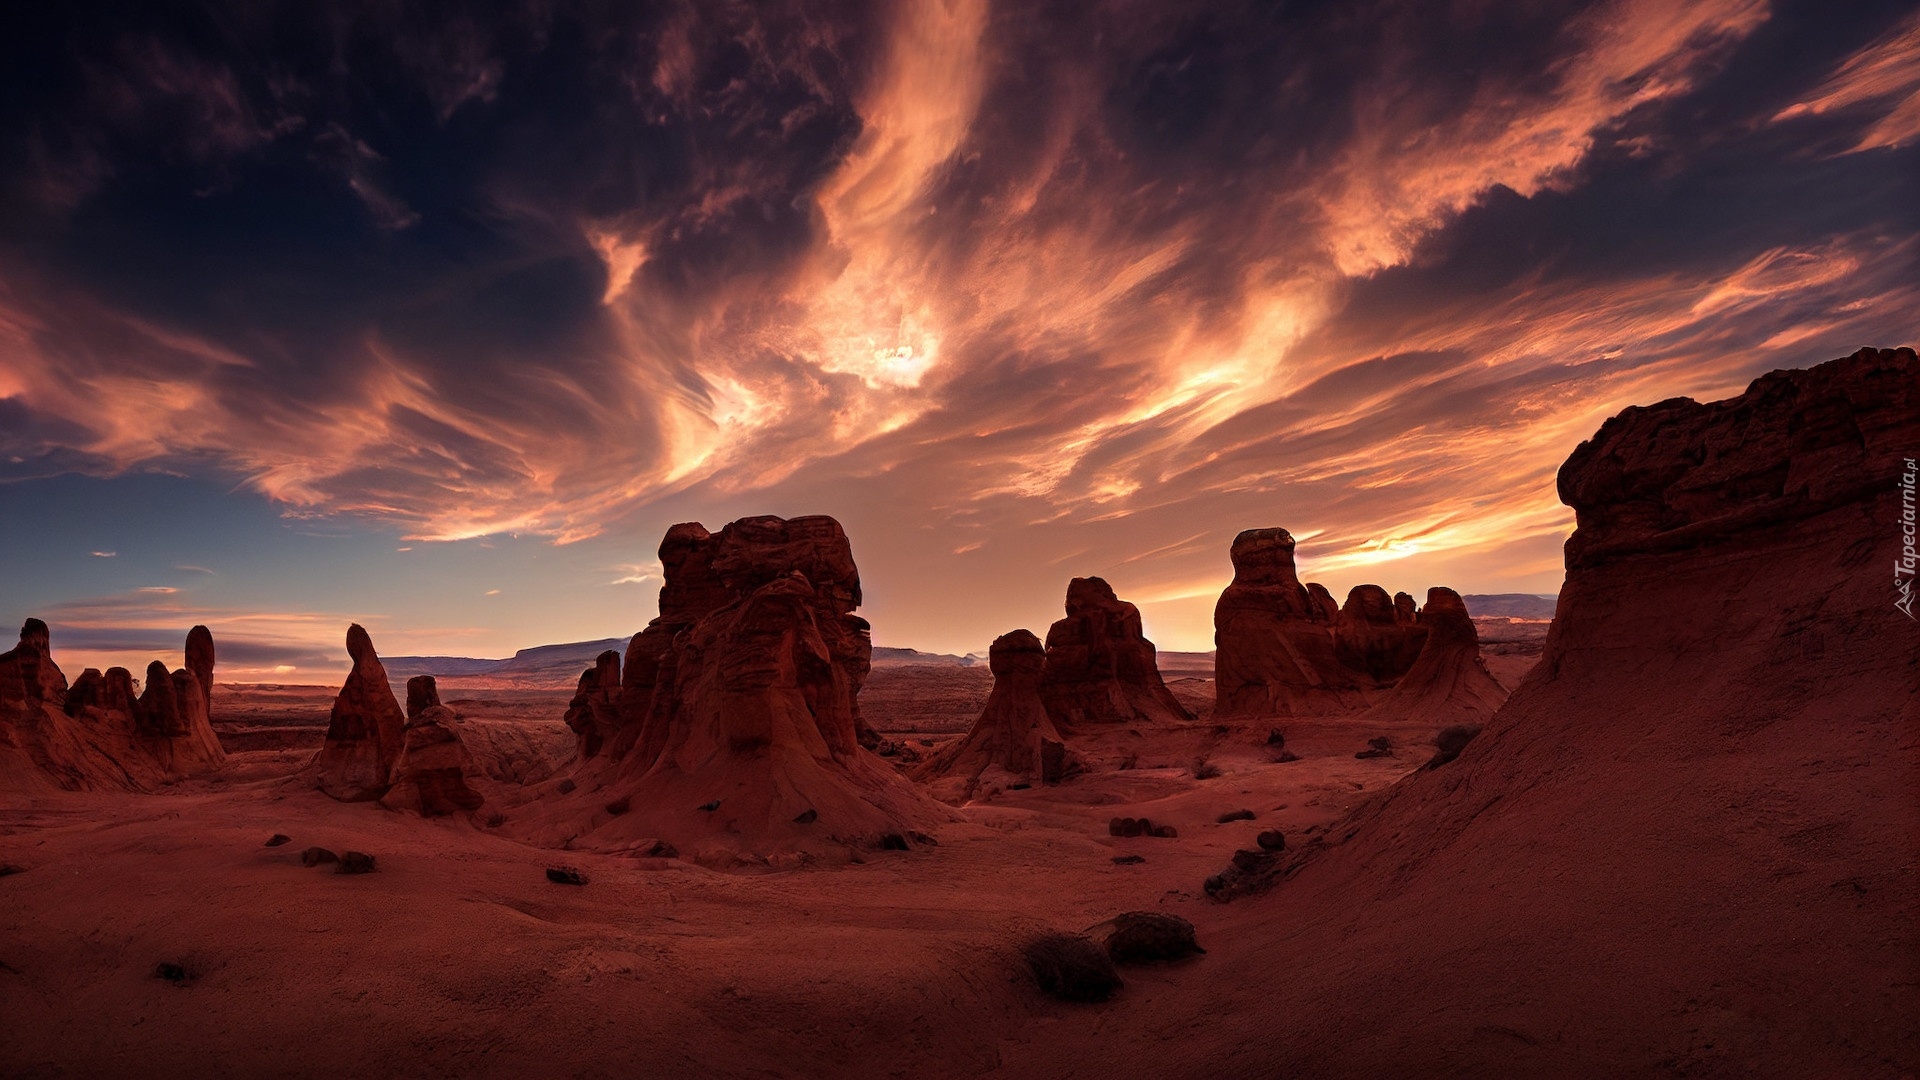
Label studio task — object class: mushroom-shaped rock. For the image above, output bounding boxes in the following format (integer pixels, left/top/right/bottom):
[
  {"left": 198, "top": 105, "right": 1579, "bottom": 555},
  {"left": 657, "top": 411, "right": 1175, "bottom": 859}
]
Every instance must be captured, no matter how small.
[
  {"left": 514, "top": 514, "right": 950, "bottom": 865},
  {"left": 310, "top": 624, "right": 407, "bottom": 802},
  {"left": 918, "top": 629, "right": 1071, "bottom": 793},
  {"left": 1038, "top": 577, "right": 1193, "bottom": 731},
  {"left": 1361, "top": 587, "right": 1507, "bottom": 725}
]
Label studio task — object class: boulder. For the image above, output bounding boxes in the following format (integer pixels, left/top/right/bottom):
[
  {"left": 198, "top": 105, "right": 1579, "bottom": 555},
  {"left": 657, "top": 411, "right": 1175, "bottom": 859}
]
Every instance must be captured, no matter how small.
[
  {"left": 405, "top": 675, "right": 440, "bottom": 719},
  {"left": 310, "top": 624, "right": 407, "bottom": 802},
  {"left": 1038, "top": 577, "right": 1194, "bottom": 730}
]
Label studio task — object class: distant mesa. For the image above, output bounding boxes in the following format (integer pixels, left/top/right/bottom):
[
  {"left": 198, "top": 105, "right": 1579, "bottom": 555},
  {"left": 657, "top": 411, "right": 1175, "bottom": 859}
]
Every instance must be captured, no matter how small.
[
  {"left": 917, "top": 628, "right": 1072, "bottom": 799},
  {"left": 0, "top": 620, "right": 224, "bottom": 791},
  {"left": 1198, "top": 348, "right": 1919, "bottom": 1067},
  {"left": 510, "top": 514, "right": 950, "bottom": 866},
  {"left": 1212, "top": 528, "right": 1499, "bottom": 719},
  {"left": 1040, "top": 577, "right": 1195, "bottom": 731}
]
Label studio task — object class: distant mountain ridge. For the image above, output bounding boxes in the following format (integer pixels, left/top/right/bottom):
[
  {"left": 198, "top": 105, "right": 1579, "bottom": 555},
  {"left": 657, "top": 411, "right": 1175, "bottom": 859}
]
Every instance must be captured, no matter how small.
[{"left": 1461, "top": 593, "right": 1558, "bottom": 619}]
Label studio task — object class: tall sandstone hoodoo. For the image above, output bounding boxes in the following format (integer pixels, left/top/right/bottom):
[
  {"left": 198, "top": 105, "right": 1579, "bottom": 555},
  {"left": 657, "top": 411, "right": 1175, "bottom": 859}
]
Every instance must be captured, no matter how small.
[
  {"left": 0, "top": 621, "right": 224, "bottom": 791},
  {"left": 1360, "top": 587, "right": 1507, "bottom": 725},
  {"left": 1212, "top": 529, "right": 1447, "bottom": 718},
  {"left": 515, "top": 515, "right": 948, "bottom": 865},
  {"left": 1037, "top": 577, "right": 1194, "bottom": 730},
  {"left": 1178, "top": 348, "right": 1919, "bottom": 1076},
  {"left": 310, "top": 623, "right": 408, "bottom": 802},
  {"left": 917, "top": 629, "right": 1070, "bottom": 796}
]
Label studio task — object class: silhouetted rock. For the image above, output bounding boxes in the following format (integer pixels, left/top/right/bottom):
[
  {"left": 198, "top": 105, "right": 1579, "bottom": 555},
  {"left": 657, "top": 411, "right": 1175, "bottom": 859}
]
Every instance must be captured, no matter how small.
[
  {"left": 0, "top": 618, "right": 67, "bottom": 706},
  {"left": 1213, "top": 529, "right": 1370, "bottom": 718},
  {"left": 1100, "top": 912, "right": 1204, "bottom": 964},
  {"left": 1024, "top": 932, "right": 1122, "bottom": 1002},
  {"left": 916, "top": 629, "right": 1072, "bottom": 793},
  {"left": 1336, "top": 585, "right": 1426, "bottom": 682},
  {"left": 310, "top": 624, "right": 407, "bottom": 802},
  {"left": 1257, "top": 829, "right": 1287, "bottom": 851},
  {"left": 562, "top": 650, "right": 621, "bottom": 758},
  {"left": 184, "top": 625, "right": 215, "bottom": 720},
  {"left": 62, "top": 668, "right": 102, "bottom": 716},
  {"left": 1039, "top": 577, "right": 1194, "bottom": 731},
  {"left": 405, "top": 675, "right": 440, "bottom": 719}
]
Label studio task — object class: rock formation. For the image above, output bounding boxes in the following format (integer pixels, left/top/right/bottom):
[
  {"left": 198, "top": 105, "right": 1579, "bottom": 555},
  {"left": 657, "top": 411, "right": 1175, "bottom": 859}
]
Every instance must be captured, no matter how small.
[
  {"left": 513, "top": 514, "right": 948, "bottom": 865},
  {"left": 1191, "top": 348, "right": 1918, "bottom": 1074},
  {"left": 1360, "top": 588, "right": 1507, "bottom": 725},
  {"left": 916, "top": 629, "right": 1070, "bottom": 795},
  {"left": 184, "top": 625, "right": 215, "bottom": 720},
  {"left": 0, "top": 622, "right": 223, "bottom": 791},
  {"left": 1038, "top": 577, "right": 1193, "bottom": 730},
  {"left": 309, "top": 624, "right": 408, "bottom": 802},
  {"left": 1213, "top": 529, "right": 1438, "bottom": 718},
  {"left": 405, "top": 674, "right": 440, "bottom": 719},
  {"left": 382, "top": 700, "right": 487, "bottom": 817},
  {"left": 562, "top": 649, "right": 622, "bottom": 758}
]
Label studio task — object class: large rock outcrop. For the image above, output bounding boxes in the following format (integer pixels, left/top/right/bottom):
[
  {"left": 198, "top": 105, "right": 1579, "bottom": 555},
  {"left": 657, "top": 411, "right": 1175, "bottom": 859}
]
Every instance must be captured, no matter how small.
[
  {"left": 512, "top": 514, "right": 948, "bottom": 865},
  {"left": 309, "top": 624, "right": 408, "bottom": 802},
  {"left": 1212, "top": 530, "right": 1438, "bottom": 718},
  {"left": 0, "top": 622, "right": 224, "bottom": 791},
  {"left": 1038, "top": 577, "right": 1193, "bottom": 730},
  {"left": 381, "top": 701, "right": 487, "bottom": 817},
  {"left": 1175, "top": 348, "right": 1919, "bottom": 1076},
  {"left": 1359, "top": 587, "right": 1507, "bottom": 725},
  {"left": 184, "top": 624, "right": 215, "bottom": 720},
  {"left": 917, "top": 629, "right": 1070, "bottom": 796}
]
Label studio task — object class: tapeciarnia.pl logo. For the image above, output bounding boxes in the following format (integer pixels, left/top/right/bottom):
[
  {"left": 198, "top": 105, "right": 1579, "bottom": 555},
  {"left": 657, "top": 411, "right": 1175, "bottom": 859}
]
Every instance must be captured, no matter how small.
[{"left": 1898, "top": 457, "right": 1917, "bottom": 620}]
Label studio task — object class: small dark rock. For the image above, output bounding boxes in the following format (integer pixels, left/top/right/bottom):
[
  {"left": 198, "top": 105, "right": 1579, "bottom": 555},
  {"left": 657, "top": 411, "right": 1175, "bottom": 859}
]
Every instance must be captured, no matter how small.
[
  {"left": 335, "top": 851, "right": 377, "bottom": 875},
  {"left": 0, "top": 863, "right": 26, "bottom": 876},
  {"left": 153, "top": 962, "right": 189, "bottom": 983},
  {"left": 880, "top": 833, "right": 910, "bottom": 851},
  {"left": 1256, "top": 829, "right": 1287, "bottom": 852},
  {"left": 1008, "top": 782, "right": 1031, "bottom": 791},
  {"left": 1103, "top": 912, "right": 1205, "bottom": 964},
  {"left": 908, "top": 831, "right": 938, "bottom": 846},
  {"left": 1151, "top": 824, "right": 1178, "bottom": 839},
  {"left": 1231, "top": 848, "right": 1276, "bottom": 873},
  {"left": 1111, "top": 854, "right": 1145, "bottom": 865},
  {"left": 546, "top": 867, "right": 588, "bottom": 886},
  {"left": 1216, "top": 809, "right": 1256, "bottom": 824},
  {"left": 264, "top": 834, "right": 291, "bottom": 847},
  {"left": 793, "top": 808, "right": 818, "bottom": 824},
  {"left": 1354, "top": 747, "right": 1393, "bottom": 759},
  {"left": 484, "top": 812, "right": 506, "bottom": 828},
  {"left": 604, "top": 797, "right": 630, "bottom": 816},
  {"left": 698, "top": 799, "right": 721, "bottom": 812},
  {"left": 1024, "top": 932, "right": 1122, "bottom": 1003},
  {"left": 1426, "top": 724, "right": 1483, "bottom": 769},
  {"left": 556, "top": 778, "right": 577, "bottom": 795},
  {"left": 1270, "top": 749, "right": 1301, "bottom": 763},
  {"left": 1368, "top": 736, "right": 1393, "bottom": 750},
  {"left": 300, "top": 847, "right": 338, "bottom": 867},
  {"left": 1264, "top": 729, "right": 1286, "bottom": 746}
]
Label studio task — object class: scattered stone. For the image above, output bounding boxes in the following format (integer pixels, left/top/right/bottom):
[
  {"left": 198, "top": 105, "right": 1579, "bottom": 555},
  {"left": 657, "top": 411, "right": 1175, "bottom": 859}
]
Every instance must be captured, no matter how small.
[
  {"left": 880, "top": 833, "right": 910, "bottom": 851},
  {"left": 1265, "top": 728, "right": 1286, "bottom": 746},
  {"left": 335, "top": 851, "right": 377, "bottom": 875},
  {"left": 264, "top": 834, "right": 291, "bottom": 847},
  {"left": 1257, "top": 829, "right": 1287, "bottom": 852},
  {"left": 1102, "top": 912, "right": 1205, "bottom": 964},
  {"left": 793, "top": 808, "right": 818, "bottom": 824},
  {"left": 1270, "top": 749, "right": 1302, "bottom": 763},
  {"left": 1024, "top": 932, "right": 1123, "bottom": 1003},
  {"left": 1151, "top": 824, "right": 1178, "bottom": 838},
  {"left": 1426, "top": 724, "right": 1483, "bottom": 769},
  {"left": 699, "top": 799, "right": 721, "bottom": 812},
  {"left": 604, "top": 797, "right": 631, "bottom": 816},
  {"left": 153, "top": 962, "right": 189, "bottom": 983},
  {"left": 555, "top": 778, "right": 576, "bottom": 795},
  {"left": 546, "top": 867, "right": 588, "bottom": 886},
  {"left": 484, "top": 812, "right": 506, "bottom": 828},
  {"left": 1355, "top": 736, "right": 1395, "bottom": 759},
  {"left": 1216, "top": 809, "right": 1256, "bottom": 823},
  {"left": 299, "top": 847, "right": 338, "bottom": 867},
  {"left": 1111, "top": 854, "right": 1145, "bottom": 865},
  {"left": 0, "top": 864, "right": 23, "bottom": 876}
]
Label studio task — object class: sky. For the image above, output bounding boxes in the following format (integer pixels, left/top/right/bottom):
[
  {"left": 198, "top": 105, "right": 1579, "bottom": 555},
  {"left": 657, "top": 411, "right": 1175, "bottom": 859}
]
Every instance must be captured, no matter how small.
[{"left": 1, "top": 0, "right": 1916, "bottom": 678}]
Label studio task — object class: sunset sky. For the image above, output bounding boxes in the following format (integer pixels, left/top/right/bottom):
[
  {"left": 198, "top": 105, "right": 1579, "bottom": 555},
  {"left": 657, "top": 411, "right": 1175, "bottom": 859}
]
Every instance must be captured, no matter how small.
[{"left": 2, "top": 1, "right": 1915, "bottom": 676}]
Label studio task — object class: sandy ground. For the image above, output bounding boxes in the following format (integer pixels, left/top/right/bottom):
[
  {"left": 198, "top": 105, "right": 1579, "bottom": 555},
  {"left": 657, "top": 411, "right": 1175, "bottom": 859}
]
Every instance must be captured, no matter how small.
[{"left": 0, "top": 712, "right": 1430, "bottom": 1080}]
